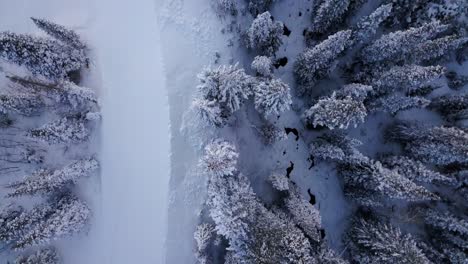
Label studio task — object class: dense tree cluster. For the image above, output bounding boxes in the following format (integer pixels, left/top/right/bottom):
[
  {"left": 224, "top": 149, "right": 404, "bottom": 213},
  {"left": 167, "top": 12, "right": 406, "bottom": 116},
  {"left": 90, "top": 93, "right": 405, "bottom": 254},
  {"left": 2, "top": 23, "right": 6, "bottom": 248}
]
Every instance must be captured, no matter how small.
[{"left": 0, "top": 18, "right": 98, "bottom": 261}]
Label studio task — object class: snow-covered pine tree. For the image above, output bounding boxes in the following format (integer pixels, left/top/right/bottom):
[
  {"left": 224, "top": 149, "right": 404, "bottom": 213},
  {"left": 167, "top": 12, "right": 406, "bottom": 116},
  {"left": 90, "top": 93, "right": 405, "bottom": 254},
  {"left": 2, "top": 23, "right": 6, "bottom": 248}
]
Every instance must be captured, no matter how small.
[
  {"left": 310, "top": 0, "right": 351, "bottom": 34},
  {"left": 429, "top": 94, "right": 468, "bottom": 121},
  {"left": 7, "top": 158, "right": 99, "bottom": 197},
  {"left": 251, "top": 55, "right": 273, "bottom": 77},
  {"left": 410, "top": 35, "right": 468, "bottom": 64},
  {"left": 369, "top": 94, "right": 430, "bottom": 115},
  {"left": 383, "top": 0, "right": 432, "bottom": 28},
  {"left": 285, "top": 186, "right": 322, "bottom": 243},
  {"left": 200, "top": 139, "right": 239, "bottom": 177},
  {"left": 254, "top": 78, "right": 292, "bottom": 118},
  {"left": 302, "top": 91, "right": 367, "bottom": 130},
  {"left": 197, "top": 64, "right": 253, "bottom": 118},
  {"left": 194, "top": 223, "right": 216, "bottom": 264},
  {"left": 347, "top": 218, "right": 431, "bottom": 263},
  {"left": 310, "top": 131, "right": 363, "bottom": 163},
  {"left": 59, "top": 81, "right": 98, "bottom": 113},
  {"left": 246, "top": 11, "right": 283, "bottom": 56},
  {"left": 268, "top": 173, "right": 289, "bottom": 191},
  {"left": 372, "top": 64, "right": 445, "bottom": 95},
  {"left": 207, "top": 171, "right": 258, "bottom": 260},
  {"left": 339, "top": 155, "right": 438, "bottom": 206},
  {"left": 28, "top": 116, "right": 90, "bottom": 144},
  {"left": 213, "top": 0, "right": 238, "bottom": 16},
  {"left": 247, "top": 0, "right": 274, "bottom": 16},
  {"left": 15, "top": 248, "right": 60, "bottom": 264},
  {"left": 424, "top": 209, "right": 468, "bottom": 237},
  {"left": 361, "top": 21, "right": 448, "bottom": 63},
  {"left": 381, "top": 156, "right": 454, "bottom": 185},
  {"left": 190, "top": 98, "right": 224, "bottom": 127},
  {"left": 294, "top": 30, "right": 352, "bottom": 92},
  {"left": 31, "top": 17, "right": 86, "bottom": 50},
  {"left": 353, "top": 3, "right": 393, "bottom": 44},
  {"left": 14, "top": 195, "right": 91, "bottom": 249},
  {"left": 386, "top": 122, "right": 468, "bottom": 166},
  {"left": 0, "top": 204, "right": 53, "bottom": 244},
  {"left": 0, "top": 32, "right": 86, "bottom": 81},
  {"left": 0, "top": 93, "right": 44, "bottom": 116}
]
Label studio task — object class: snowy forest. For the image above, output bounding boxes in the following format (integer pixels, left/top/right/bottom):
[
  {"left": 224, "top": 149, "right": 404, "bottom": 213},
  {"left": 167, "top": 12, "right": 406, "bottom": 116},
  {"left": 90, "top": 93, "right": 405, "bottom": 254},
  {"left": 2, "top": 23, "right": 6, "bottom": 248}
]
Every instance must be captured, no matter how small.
[{"left": 0, "top": 0, "right": 467, "bottom": 263}]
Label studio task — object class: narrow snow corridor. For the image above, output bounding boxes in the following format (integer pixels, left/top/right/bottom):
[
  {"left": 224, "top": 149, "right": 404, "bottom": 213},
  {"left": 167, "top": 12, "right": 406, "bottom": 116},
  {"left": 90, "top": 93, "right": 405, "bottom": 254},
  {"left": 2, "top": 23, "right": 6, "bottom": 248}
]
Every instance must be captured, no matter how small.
[{"left": 92, "top": 0, "right": 170, "bottom": 263}]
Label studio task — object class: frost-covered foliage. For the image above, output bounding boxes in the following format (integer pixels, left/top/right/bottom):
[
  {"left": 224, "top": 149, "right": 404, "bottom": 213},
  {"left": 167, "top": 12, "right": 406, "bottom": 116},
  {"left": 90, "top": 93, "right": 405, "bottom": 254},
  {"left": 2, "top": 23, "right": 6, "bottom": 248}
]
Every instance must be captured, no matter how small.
[
  {"left": 256, "top": 122, "right": 286, "bottom": 145},
  {"left": 28, "top": 116, "right": 90, "bottom": 144},
  {"left": 251, "top": 56, "right": 273, "bottom": 77},
  {"left": 213, "top": 0, "right": 238, "bottom": 16},
  {"left": 381, "top": 156, "right": 454, "bottom": 185},
  {"left": 254, "top": 79, "right": 292, "bottom": 118},
  {"left": 361, "top": 21, "right": 448, "bottom": 63},
  {"left": 339, "top": 155, "right": 437, "bottom": 206},
  {"left": 424, "top": 209, "right": 468, "bottom": 237},
  {"left": 294, "top": 30, "right": 352, "bottom": 91},
  {"left": 31, "top": 17, "right": 86, "bottom": 49},
  {"left": 353, "top": 4, "right": 393, "bottom": 44},
  {"left": 0, "top": 93, "right": 44, "bottom": 116},
  {"left": 310, "top": 0, "right": 351, "bottom": 34},
  {"left": 190, "top": 98, "right": 224, "bottom": 127},
  {"left": 268, "top": 173, "right": 289, "bottom": 191},
  {"left": 15, "top": 248, "right": 60, "bottom": 264},
  {"left": 247, "top": 0, "right": 274, "bottom": 16},
  {"left": 369, "top": 94, "right": 430, "bottom": 115},
  {"left": 409, "top": 35, "right": 468, "bottom": 63},
  {"left": 310, "top": 131, "right": 363, "bottom": 162},
  {"left": 303, "top": 85, "right": 370, "bottom": 129},
  {"left": 7, "top": 158, "right": 99, "bottom": 197},
  {"left": 197, "top": 64, "right": 253, "bottom": 119},
  {"left": 0, "top": 32, "right": 86, "bottom": 81},
  {"left": 285, "top": 186, "right": 322, "bottom": 242},
  {"left": 387, "top": 122, "right": 468, "bottom": 166},
  {"left": 246, "top": 12, "right": 283, "bottom": 56},
  {"left": 372, "top": 64, "right": 445, "bottom": 94},
  {"left": 194, "top": 223, "right": 215, "bottom": 253},
  {"left": 347, "top": 219, "right": 430, "bottom": 264},
  {"left": 429, "top": 94, "right": 468, "bottom": 121},
  {"left": 14, "top": 195, "right": 91, "bottom": 249},
  {"left": 200, "top": 139, "right": 239, "bottom": 177},
  {"left": 59, "top": 81, "right": 98, "bottom": 112},
  {"left": 316, "top": 247, "right": 349, "bottom": 264}
]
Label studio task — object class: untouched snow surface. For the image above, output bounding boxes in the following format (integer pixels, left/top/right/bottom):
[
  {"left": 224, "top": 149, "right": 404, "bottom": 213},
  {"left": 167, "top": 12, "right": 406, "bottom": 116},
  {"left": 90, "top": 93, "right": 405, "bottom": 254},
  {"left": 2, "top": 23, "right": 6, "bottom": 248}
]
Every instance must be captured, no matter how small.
[{"left": 92, "top": 0, "right": 170, "bottom": 263}]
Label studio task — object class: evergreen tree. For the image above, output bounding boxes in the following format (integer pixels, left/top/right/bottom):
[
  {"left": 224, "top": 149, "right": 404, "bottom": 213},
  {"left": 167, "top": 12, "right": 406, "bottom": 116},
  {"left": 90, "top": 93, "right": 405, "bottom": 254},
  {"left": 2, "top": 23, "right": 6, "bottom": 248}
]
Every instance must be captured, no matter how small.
[
  {"left": 246, "top": 11, "right": 283, "bottom": 56},
  {"left": 339, "top": 155, "right": 438, "bottom": 206},
  {"left": 28, "top": 116, "right": 90, "bottom": 144},
  {"left": 303, "top": 91, "right": 367, "bottom": 129},
  {"left": 14, "top": 195, "right": 91, "bottom": 249},
  {"left": 310, "top": 0, "right": 351, "bottom": 34},
  {"left": 213, "top": 0, "right": 238, "bottom": 16},
  {"left": 268, "top": 173, "right": 289, "bottom": 191},
  {"left": 372, "top": 64, "right": 445, "bottom": 95},
  {"left": 429, "top": 94, "right": 468, "bottom": 121},
  {"left": 410, "top": 35, "right": 468, "bottom": 63},
  {"left": 294, "top": 30, "right": 352, "bottom": 91},
  {"left": 347, "top": 219, "right": 431, "bottom": 264},
  {"left": 254, "top": 78, "right": 292, "bottom": 118},
  {"left": 0, "top": 93, "right": 44, "bottom": 116},
  {"left": 353, "top": 3, "right": 393, "bottom": 44},
  {"left": 369, "top": 94, "right": 430, "bottom": 115},
  {"left": 381, "top": 156, "right": 454, "bottom": 185},
  {"left": 7, "top": 158, "right": 99, "bottom": 197},
  {"left": 15, "top": 248, "right": 60, "bottom": 264},
  {"left": 285, "top": 186, "right": 322, "bottom": 242},
  {"left": 31, "top": 17, "right": 86, "bottom": 49},
  {"left": 387, "top": 122, "right": 468, "bottom": 166},
  {"left": 0, "top": 32, "right": 86, "bottom": 80},
  {"left": 197, "top": 64, "right": 253, "bottom": 117},
  {"left": 58, "top": 81, "right": 98, "bottom": 113},
  {"left": 251, "top": 56, "right": 273, "bottom": 77},
  {"left": 361, "top": 21, "right": 448, "bottom": 63},
  {"left": 194, "top": 223, "right": 216, "bottom": 264},
  {"left": 247, "top": 0, "right": 274, "bottom": 16},
  {"left": 310, "top": 131, "right": 363, "bottom": 163},
  {"left": 200, "top": 139, "right": 239, "bottom": 177},
  {"left": 190, "top": 98, "right": 224, "bottom": 127}
]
